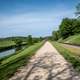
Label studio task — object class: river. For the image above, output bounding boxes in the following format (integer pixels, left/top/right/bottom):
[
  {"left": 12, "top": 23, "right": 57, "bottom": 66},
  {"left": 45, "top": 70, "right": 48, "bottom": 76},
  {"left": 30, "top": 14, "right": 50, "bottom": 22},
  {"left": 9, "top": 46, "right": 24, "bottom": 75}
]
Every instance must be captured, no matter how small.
[
  {"left": 0, "top": 49, "right": 15, "bottom": 58},
  {"left": 0, "top": 45, "right": 27, "bottom": 58}
]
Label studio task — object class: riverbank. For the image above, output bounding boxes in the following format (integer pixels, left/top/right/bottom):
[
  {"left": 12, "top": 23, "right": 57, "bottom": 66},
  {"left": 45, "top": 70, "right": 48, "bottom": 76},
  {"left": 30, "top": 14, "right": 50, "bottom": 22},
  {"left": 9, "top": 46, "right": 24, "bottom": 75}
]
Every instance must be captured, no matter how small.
[
  {"left": 0, "top": 41, "right": 27, "bottom": 52},
  {"left": 0, "top": 40, "right": 15, "bottom": 52},
  {"left": 58, "top": 34, "right": 80, "bottom": 46},
  {"left": 0, "top": 41, "right": 44, "bottom": 80},
  {"left": 10, "top": 41, "right": 80, "bottom": 80}
]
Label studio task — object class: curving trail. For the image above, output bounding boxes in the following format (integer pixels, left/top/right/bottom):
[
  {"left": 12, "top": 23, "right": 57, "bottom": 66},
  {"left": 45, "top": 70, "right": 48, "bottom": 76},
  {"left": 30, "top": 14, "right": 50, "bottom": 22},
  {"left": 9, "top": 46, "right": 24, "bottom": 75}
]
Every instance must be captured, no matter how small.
[{"left": 9, "top": 41, "right": 80, "bottom": 80}]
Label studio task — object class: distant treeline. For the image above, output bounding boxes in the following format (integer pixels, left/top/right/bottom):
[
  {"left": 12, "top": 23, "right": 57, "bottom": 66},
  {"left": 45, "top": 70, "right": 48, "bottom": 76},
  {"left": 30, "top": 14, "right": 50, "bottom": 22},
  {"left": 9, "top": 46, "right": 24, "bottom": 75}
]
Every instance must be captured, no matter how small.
[
  {"left": 0, "top": 36, "right": 44, "bottom": 43},
  {"left": 0, "top": 35, "right": 44, "bottom": 52}
]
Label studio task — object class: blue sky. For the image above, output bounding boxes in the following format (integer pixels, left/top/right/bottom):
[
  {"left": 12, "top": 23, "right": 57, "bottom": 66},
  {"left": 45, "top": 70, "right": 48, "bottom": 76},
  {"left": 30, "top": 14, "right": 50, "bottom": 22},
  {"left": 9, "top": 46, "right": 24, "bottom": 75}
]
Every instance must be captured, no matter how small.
[{"left": 0, "top": 0, "right": 80, "bottom": 37}]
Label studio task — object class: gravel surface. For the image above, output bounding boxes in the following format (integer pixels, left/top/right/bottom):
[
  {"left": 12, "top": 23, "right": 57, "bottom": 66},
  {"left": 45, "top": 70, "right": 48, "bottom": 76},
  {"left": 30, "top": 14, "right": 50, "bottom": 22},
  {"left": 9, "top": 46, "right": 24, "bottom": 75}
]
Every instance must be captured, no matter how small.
[{"left": 9, "top": 41, "right": 80, "bottom": 80}]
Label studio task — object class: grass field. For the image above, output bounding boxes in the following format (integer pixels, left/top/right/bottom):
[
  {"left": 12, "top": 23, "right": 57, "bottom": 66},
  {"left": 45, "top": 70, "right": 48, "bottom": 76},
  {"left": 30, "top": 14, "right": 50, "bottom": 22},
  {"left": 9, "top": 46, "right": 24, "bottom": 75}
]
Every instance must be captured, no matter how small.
[
  {"left": 0, "top": 40, "right": 15, "bottom": 48},
  {"left": 0, "top": 41, "right": 44, "bottom": 80},
  {"left": 58, "top": 34, "right": 80, "bottom": 45},
  {"left": 62, "top": 44, "right": 80, "bottom": 56},
  {"left": 51, "top": 41, "right": 80, "bottom": 72},
  {"left": 0, "top": 40, "right": 16, "bottom": 52},
  {"left": 64, "top": 34, "right": 80, "bottom": 45}
]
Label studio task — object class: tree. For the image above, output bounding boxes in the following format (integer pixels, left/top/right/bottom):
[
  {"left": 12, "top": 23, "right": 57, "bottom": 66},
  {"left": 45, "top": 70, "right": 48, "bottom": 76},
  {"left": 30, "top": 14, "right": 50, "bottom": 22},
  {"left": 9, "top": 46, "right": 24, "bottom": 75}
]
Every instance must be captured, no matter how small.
[
  {"left": 13, "top": 39, "right": 22, "bottom": 46},
  {"left": 59, "top": 18, "right": 74, "bottom": 39},
  {"left": 52, "top": 31, "right": 60, "bottom": 40},
  {"left": 72, "top": 19, "right": 80, "bottom": 34},
  {"left": 27, "top": 35, "right": 33, "bottom": 45},
  {"left": 13, "top": 39, "right": 23, "bottom": 51},
  {"left": 39, "top": 37, "right": 43, "bottom": 41},
  {"left": 52, "top": 3, "right": 80, "bottom": 40},
  {"left": 32, "top": 38, "right": 39, "bottom": 43},
  {"left": 59, "top": 18, "right": 80, "bottom": 39}
]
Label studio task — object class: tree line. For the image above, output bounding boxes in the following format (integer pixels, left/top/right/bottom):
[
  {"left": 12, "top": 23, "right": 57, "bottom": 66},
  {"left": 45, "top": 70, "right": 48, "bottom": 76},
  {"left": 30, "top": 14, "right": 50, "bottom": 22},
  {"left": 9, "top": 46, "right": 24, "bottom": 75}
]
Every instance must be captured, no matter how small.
[
  {"left": 13, "top": 35, "right": 43, "bottom": 50},
  {"left": 52, "top": 3, "right": 80, "bottom": 40}
]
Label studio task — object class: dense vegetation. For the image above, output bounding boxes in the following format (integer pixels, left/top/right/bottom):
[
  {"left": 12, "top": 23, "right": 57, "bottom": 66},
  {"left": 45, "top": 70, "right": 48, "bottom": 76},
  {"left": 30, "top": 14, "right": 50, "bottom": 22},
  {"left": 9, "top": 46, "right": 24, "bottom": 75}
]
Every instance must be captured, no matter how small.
[
  {"left": 52, "top": 18, "right": 80, "bottom": 40},
  {"left": 52, "top": 3, "right": 80, "bottom": 42},
  {"left": 0, "top": 40, "right": 15, "bottom": 52},
  {"left": 60, "top": 18, "right": 80, "bottom": 39},
  {"left": 0, "top": 36, "right": 43, "bottom": 52},
  {"left": 0, "top": 41, "right": 44, "bottom": 80}
]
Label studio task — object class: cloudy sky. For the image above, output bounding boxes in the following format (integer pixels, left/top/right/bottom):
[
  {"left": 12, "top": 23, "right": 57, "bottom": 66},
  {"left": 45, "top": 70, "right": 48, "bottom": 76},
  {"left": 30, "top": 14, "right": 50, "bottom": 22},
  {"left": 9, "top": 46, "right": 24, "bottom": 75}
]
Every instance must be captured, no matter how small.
[{"left": 0, "top": 0, "right": 79, "bottom": 37}]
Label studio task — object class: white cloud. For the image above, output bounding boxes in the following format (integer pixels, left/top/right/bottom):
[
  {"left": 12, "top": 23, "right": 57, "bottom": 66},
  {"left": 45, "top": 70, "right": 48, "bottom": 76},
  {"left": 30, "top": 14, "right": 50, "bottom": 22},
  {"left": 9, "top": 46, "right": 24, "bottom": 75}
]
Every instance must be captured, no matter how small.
[
  {"left": 0, "top": 10, "right": 74, "bottom": 26},
  {"left": 0, "top": 9, "right": 75, "bottom": 37}
]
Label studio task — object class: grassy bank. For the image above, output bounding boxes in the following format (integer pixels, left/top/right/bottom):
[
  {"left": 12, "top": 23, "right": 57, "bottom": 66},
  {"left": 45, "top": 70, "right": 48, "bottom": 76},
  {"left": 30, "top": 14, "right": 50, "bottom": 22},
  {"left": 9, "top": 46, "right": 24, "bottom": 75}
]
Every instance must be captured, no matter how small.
[
  {"left": 62, "top": 44, "right": 80, "bottom": 56},
  {"left": 58, "top": 34, "right": 80, "bottom": 45},
  {"left": 51, "top": 41, "right": 80, "bottom": 72},
  {"left": 0, "top": 40, "right": 15, "bottom": 48},
  {"left": 0, "top": 41, "right": 44, "bottom": 80},
  {"left": 0, "top": 40, "right": 27, "bottom": 52},
  {"left": 0, "top": 40, "right": 16, "bottom": 52}
]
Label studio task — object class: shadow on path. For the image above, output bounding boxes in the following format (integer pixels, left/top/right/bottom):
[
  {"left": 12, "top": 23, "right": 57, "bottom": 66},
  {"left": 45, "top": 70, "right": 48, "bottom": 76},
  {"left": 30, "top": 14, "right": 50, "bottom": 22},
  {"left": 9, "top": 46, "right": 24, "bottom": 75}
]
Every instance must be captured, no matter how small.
[{"left": 23, "top": 52, "right": 80, "bottom": 80}]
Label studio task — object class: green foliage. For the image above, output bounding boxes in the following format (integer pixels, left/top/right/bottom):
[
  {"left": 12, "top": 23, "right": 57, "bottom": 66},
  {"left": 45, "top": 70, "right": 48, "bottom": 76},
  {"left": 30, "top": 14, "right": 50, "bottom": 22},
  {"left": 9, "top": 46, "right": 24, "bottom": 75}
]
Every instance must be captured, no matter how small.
[
  {"left": 27, "top": 35, "right": 33, "bottom": 45},
  {"left": 13, "top": 39, "right": 23, "bottom": 51},
  {"left": 47, "top": 36, "right": 53, "bottom": 40},
  {"left": 72, "top": 20, "right": 80, "bottom": 33},
  {"left": 0, "top": 40, "right": 15, "bottom": 48},
  {"left": 0, "top": 40, "right": 15, "bottom": 52},
  {"left": 0, "top": 36, "right": 42, "bottom": 52},
  {"left": 59, "top": 18, "right": 80, "bottom": 39},
  {"left": 0, "top": 37, "right": 28, "bottom": 52},
  {"left": 39, "top": 37, "right": 43, "bottom": 41},
  {"left": 0, "top": 41, "right": 44, "bottom": 80},
  {"left": 33, "top": 38, "right": 39, "bottom": 43},
  {"left": 59, "top": 18, "right": 74, "bottom": 39},
  {"left": 52, "top": 31, "right": 60, "bottom": 40},
  {"left": 51, "top": 41, "right": 80, "bottom": 72},
  {"left": 52, "top": 3, "right": 80, "bottom": 40},
  {"left": 63, "top": 34, "right": 80, "bottom": 45},
  {"left": 14, "top": 39, "right": 23, "bottom": 47}
]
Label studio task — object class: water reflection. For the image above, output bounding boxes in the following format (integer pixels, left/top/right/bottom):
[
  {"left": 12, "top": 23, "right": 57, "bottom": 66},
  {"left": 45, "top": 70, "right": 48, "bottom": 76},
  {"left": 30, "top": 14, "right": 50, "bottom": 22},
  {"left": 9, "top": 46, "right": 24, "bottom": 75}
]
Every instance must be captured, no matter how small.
[
  {"left": 0, "top": 49, "right": 15, "bottom": 58},
  {"left": 0, "top": 45, "right": 27, "bottom": 58}
]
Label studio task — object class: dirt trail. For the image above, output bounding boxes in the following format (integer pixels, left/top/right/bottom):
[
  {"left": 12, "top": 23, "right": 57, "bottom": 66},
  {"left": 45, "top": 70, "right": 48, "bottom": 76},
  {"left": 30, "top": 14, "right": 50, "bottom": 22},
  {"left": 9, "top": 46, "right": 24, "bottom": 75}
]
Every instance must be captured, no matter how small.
[
  {"left": 62, "top": 43, "right": 80, "bottom": 55},
  {"left": 9, "top": 41, "right": 80, "bottom": 80}
]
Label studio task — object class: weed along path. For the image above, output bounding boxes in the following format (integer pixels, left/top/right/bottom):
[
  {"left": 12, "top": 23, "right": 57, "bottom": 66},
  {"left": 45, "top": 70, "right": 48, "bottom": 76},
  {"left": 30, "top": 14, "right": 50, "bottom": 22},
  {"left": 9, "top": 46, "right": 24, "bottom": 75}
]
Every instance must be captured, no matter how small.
[{"left": 10, "top": 41, "right": 80, "bottom": 80}]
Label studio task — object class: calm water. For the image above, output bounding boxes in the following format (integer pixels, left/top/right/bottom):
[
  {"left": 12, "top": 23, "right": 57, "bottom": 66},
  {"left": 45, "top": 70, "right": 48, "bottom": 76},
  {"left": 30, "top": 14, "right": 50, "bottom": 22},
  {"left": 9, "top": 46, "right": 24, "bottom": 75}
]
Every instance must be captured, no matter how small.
[
  {"left": 0, "top": 49, "right": 15, "bottom": 58},
  {"left": 0, "top": 46, "right": 27, "bottom": 58}
]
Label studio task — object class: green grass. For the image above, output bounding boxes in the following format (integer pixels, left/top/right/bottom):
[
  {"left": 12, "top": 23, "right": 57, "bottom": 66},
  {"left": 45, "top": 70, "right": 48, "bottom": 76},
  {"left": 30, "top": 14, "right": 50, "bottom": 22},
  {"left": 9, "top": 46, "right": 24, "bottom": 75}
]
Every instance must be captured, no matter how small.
[
  {"left": 51, "top": 41, "right": 80, "bottom": 72},
  {"left": 0, "top": 40, "right": 16, "bottom": 52},
  {"left": 58, "top": 34, "right": 80, "bottom": 45},
  {"left": 62, "top": 44, "right": 80, "bottom": 56},
  {"left": 0, "top": 41, "right": 44, "bottom": 80},
  {"left": 0, "top": 40, "right": 15, "bottom": 48}
]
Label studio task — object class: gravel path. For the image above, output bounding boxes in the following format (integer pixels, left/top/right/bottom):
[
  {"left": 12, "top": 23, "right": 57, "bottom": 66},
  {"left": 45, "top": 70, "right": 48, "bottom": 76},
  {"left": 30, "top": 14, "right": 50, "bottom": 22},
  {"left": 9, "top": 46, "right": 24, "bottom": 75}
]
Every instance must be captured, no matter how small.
[{"left": 9, "top": 41, "right": 80, "bottom": 80}]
